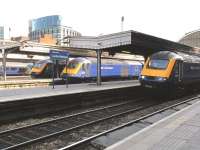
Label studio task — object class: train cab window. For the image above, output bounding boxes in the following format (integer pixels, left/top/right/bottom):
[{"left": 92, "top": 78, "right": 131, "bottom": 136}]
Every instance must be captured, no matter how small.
[
  {"left": 148, "top": 59, "right": 169, "bottom": 69},
  {"left": 68, "top": 61, "right": 79, "bottom": 69},
  {"left": 34, "top": 63, "right": 45, "bottom": 68},
  {"left": 11, "top": 67, "right": 17, "bottom": 71},
  {"left": 19, "top": 68, "right": 26, "bottom": 73}
]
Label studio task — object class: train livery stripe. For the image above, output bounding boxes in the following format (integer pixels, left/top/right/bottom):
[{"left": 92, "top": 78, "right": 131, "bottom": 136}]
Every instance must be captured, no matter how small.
[{"left": 141, "top": 59, "right": 176, "bottom": 78}]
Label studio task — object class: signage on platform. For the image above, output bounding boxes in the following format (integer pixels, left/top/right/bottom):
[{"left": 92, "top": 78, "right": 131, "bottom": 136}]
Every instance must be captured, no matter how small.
[{"left": 49, "top": 50, "right": 70, "bottom": 60}]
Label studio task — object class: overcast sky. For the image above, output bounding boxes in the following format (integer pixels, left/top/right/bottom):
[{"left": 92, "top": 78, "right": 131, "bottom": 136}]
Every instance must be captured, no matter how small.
[{"left": 1, "top": 0, "right": 200, "bottom": 41}]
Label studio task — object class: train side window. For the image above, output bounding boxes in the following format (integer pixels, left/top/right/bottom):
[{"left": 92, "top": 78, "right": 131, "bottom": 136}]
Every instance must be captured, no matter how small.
[{"left": 11, "top": 67, "right": 17, "bottom": 71}]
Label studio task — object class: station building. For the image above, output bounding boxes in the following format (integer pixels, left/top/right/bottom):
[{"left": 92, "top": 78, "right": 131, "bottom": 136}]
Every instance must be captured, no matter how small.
[
  {"left": 28, "top": 15, "right": 81, "bottom": 45},
  {"left": 179, "top": 29, "right": 200, "bottom": 48}
]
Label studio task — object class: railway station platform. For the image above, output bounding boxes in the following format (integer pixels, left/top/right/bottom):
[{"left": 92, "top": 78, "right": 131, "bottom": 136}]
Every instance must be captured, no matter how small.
[
  {"left": 106, "top": 96, "right": 200, "bottom": 150},
  {"left": 0, "top": 80, "right": 139, "bottom": 103},
  {"left": 0, "top": 78, "right": 51, "bottom": 89}
]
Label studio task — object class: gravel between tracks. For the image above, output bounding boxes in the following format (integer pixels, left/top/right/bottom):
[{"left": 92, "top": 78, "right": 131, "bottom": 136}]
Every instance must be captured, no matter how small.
[{"left": 21, "top": 97, "right": 185, "bottom": 150}]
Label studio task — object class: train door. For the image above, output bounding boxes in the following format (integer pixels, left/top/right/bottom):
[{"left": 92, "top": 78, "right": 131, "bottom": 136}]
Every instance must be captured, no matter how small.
[
  {"left": 178, "top": 61, "right": 183, "bottom": 82},
  {"left": 44, "top": 63, "right": 52, "bottom": 78},
  {"left": 173, "top": 60, "right": 183, "bottom": 83},
  {"left": 82, "top": 63, "right": 90, "bottom": 77},
  {"left": 121, "top": 65, "right": 129, "bottom": 77}
]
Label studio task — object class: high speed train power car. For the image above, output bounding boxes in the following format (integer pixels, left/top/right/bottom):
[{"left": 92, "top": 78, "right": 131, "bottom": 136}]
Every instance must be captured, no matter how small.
[
  {"left": 61, "top": 57, "right": 143, "bottom": 81},
  {"left": 31, "top": 59, "right": 66, "bottom": 78},
  {"left": 139, "top": 51, "right": 200, "bottom": 89}
]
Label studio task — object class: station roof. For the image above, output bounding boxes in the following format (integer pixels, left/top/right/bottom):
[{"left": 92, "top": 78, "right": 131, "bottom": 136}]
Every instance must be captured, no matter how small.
[
  {"left": 0, "top": 40, "right": 21, "bottom": 53},
  {"left": 67, "top": 30, "right": 194, "bottom": 57},
  {"left": 0, "top": 40, "right": 96, "bottom": 57},
  {"left": 0, "top": 30, "right": 195, "bottom": 58}
]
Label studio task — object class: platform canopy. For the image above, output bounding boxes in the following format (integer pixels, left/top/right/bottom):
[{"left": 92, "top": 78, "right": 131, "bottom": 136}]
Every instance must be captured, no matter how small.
[
  {"left": 0, "top": 40, "right": 21, "bottom": 53},
  {"left": 0, "top": 30, "right": 194, "bottom": 58},
  {"left": 67, "top": 30, "right": 194, "bottom": 57},
  {"left": 0, "top": 40, "right": 96, "bottom": 57}
]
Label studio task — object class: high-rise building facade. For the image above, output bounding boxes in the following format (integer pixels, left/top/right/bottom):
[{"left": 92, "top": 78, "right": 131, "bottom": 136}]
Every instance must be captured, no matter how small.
[
  {"left": 0, "top": 26, "right": 4, "bottom": 40},
  {"left": 28, "top": 15, "right": 81, "bottom": 45},
  {"left": 0, "top": 26, "right": 10, "bottom": 40}
]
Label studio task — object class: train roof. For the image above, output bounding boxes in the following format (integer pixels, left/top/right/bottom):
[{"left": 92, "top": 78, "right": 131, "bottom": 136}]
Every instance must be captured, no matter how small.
[
  {"left": 71, "top": 57, "right": 143, "bottom": 65},
  {"left": 177, "top": 51, "right": 200, "bottom": 63},
  {"left": 0, "top": 62, "right": 31, "bottom": 67},
  {"left": 150, "top": 51, "right": 200, "bottom": 63},
  {"left": 151, "top": 51, "right": 183, "bottom": 60}
]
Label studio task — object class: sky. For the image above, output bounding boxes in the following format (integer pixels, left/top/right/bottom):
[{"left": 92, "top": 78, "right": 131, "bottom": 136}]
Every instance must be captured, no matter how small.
[{"left": 1, "top": 0, "right": 200, "bottom": 42}]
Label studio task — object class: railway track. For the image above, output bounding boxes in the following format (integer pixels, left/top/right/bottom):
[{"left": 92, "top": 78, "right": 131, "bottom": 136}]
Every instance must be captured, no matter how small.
[
  {"left": 0, "top": 92, "right": 198, "bottom": 150},
  {"left": 60, "top": 94, "right": 200, "bottom": 150},
  {"left": 0, "top": 85, "right": 141, "bottom": 124},
  {"left": 0, "top": 97, "right": 152, "bottom": 150}
]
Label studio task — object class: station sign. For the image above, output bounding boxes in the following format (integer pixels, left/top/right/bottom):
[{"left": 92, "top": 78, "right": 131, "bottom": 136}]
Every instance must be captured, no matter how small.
[{"left": 49, "top": 50, "right": 70, "bottom": 60}]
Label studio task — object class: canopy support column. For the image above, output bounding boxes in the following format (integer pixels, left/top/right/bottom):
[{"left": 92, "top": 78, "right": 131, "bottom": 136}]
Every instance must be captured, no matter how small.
[
  {"left": 96, "top": 49, "right": 102, "bottom": 86},
  {"left": 2, "top": 49, "right": 7, "bottom": 81}
]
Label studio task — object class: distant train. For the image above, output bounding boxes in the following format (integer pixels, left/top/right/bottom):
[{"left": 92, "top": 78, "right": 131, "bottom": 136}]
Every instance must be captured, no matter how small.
[
  {"left": 0, "top": 65, "right": 30, "bottom": 76},
  {"left": 139, "top": 51, "right": 200, "bottom": 89},
  {"left": 61, "top": 57, "right": 143, "bottom": 81},
  {"left": 31, "top": 59, "right": 66, "bottom": 78}
]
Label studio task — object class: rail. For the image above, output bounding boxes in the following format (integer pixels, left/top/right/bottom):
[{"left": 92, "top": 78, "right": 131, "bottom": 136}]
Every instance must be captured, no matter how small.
[
  {"left": 0, "top": 97, "right": 148, "bottom": 150},
  {"left": 59, "top": 95, "right": 199, "bottom": 150}
]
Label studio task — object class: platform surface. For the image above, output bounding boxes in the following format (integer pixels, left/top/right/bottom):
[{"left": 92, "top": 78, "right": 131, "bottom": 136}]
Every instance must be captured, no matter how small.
[
  {"left": 106, "top": 97, "right": 200, "bottom": 150},
  {"left": 0, "top": 80, "right": 139, "bottom": 103}
]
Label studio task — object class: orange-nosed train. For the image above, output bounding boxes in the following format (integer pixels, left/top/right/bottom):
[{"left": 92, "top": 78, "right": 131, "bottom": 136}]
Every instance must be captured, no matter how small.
[
  {"left": 31, "top": 57, "right": 143, "bottom": 81},
  {"left": 139, "top": 51, "right": 200, "bottom": 89}
]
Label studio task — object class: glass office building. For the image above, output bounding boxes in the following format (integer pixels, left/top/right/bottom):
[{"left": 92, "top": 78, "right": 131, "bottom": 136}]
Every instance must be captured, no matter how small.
[
  {"left": 179, "top": 29, "right": 200, "bottom": 48},
  {"left": 0, "top": 26, "right": 10, "bottom": 40},
  {"left": 0, "top": 26, "right": 4, "bottom": 40},
  {"left": 29, "top": 15, "right": 81, "bottom": 45}
]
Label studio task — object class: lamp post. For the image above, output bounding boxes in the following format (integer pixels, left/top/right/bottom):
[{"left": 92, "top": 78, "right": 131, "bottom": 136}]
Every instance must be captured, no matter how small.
[
  {"left": 121, "top": 16, "right": 124, "bottom": 32},
  {"left": 9, "top": 27, "right": 11, "bottom": 40}
]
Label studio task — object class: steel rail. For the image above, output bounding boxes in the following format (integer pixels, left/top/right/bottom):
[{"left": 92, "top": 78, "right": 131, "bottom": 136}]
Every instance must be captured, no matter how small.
[
  {"left": 0, "top": 98, "right": 143, "bottom": 135},
  {"left": 0, "top": 97, "right": 147, "bottom": 150},
  {"left": 58, "top": 95, "right": 200, "bottom": 150}
]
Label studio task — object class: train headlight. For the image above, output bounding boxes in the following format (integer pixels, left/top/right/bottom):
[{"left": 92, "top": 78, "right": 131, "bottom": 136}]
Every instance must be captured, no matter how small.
[{"left": 140, "top": 75, "right": 145, "bottom": 80}]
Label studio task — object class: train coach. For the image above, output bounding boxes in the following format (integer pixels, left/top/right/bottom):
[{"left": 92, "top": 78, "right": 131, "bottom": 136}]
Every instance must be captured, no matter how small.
[
  {"left": 139, "top": 51, "right": 200, "bottom": 89},
  {"left": 0, "top": 63, "right": 31, "bottom": 76},
  {"left": 61, "top": 57, "right": 143, "bottom": 81}
]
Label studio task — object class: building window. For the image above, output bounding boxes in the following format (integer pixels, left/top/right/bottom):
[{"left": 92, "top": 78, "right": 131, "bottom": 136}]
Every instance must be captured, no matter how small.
[{"left": 57, "top": 28, "right": 60, "bottom": 33}]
